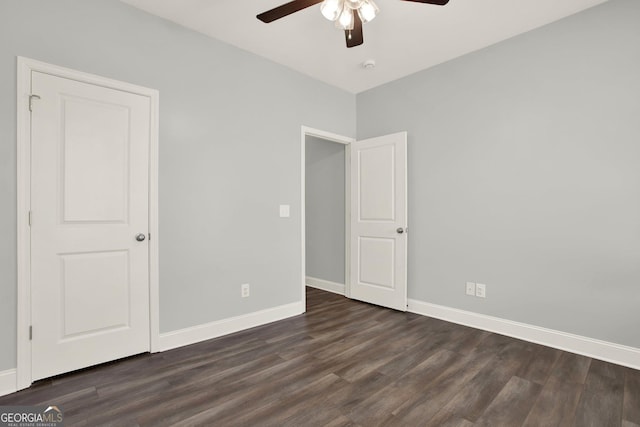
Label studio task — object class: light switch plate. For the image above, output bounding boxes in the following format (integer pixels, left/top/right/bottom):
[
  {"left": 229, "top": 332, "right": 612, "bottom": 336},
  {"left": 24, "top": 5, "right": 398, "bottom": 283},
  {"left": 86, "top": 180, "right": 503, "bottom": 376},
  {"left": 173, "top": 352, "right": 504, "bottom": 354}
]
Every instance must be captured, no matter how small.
[{"left": 279, "top": 205, "right": 290, "bottom": 218}]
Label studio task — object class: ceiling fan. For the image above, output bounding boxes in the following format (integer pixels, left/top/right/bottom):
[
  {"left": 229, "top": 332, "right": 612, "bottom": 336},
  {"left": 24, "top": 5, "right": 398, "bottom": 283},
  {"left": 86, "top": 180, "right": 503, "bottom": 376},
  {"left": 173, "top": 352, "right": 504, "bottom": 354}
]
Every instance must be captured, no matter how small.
[{"left": 257, "top": 0, "right": 450, "bottom": 48}]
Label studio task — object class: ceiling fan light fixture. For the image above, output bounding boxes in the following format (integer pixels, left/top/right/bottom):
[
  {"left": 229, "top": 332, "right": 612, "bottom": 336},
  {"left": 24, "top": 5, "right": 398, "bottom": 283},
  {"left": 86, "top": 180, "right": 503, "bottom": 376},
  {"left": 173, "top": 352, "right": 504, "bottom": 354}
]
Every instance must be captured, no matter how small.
[
  {"left": 357, "top": 0, "right": 379, "bottom": 23},
  {"left": 320, "top": 0, "right": 344, "bottom": 21},
  {"left": 345, "top": 0, "right": 365, "bottom": 10},
  {"left": 336, "top": 5, "right": 355, "bottom": 30}
]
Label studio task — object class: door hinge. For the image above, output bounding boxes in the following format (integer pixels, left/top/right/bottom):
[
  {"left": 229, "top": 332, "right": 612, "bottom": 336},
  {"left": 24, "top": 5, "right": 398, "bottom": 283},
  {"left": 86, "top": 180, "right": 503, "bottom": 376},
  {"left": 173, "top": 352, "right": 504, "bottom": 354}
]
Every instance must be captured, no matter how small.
[
  {"left": 148, "top": 233, "right": 151, "bottom": 241},
  {"left": 28, "top": 211, "right": 32, "bottom": 227},
  {"left": 29, "top": 94, "right": 41, "bottom": 112},
  {"left": 29, "top": 326, "right": 32, "bottom": 340}
]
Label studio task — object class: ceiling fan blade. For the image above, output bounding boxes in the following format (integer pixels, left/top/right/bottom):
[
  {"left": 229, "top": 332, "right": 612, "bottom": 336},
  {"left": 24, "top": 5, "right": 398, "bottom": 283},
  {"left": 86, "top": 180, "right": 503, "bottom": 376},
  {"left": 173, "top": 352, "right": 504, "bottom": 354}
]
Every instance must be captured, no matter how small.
[
  {"left": 400, "top": 0, "right": 450, "bottom": 5},
  {"left": 345, "top": 13, "right": 363, "bottom": 48},
  {"left": 257, "top": 0, "right": 324, "bottom": 23}
]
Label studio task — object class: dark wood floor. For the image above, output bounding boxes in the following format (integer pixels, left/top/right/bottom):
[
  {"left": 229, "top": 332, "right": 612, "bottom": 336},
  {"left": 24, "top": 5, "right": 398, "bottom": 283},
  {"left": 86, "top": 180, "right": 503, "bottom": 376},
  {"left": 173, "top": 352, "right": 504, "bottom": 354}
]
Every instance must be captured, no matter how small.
[{"left": 1, "top": 287, "right": 638, "bottom": 426}]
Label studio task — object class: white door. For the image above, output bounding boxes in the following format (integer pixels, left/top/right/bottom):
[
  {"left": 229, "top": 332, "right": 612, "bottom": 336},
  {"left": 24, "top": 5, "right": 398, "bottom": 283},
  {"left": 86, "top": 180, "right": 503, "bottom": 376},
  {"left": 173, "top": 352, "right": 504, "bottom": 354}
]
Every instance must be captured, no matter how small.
[
  {"left": 30, "top": 71, "right": 151, "bottom": 380},
  {"left": 350, "top": 132, "right": 407, "bottom": 311}
]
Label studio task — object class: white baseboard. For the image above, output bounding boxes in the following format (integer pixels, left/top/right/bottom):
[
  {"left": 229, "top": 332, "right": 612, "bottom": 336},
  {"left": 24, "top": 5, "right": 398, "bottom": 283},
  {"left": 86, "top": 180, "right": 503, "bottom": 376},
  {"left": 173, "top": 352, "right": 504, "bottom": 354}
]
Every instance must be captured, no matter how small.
[
  {"left": 408, "top": 299, "right": 640, "bottom": 371},
  {"left": 0, "top": 369, "right": 17, "bottom": 397},
  {"left": 306, "top": 276, "right": 345, "bottom": 295},
  {"left": 157, "top": 301, "right": 304, "bottom": 352}
]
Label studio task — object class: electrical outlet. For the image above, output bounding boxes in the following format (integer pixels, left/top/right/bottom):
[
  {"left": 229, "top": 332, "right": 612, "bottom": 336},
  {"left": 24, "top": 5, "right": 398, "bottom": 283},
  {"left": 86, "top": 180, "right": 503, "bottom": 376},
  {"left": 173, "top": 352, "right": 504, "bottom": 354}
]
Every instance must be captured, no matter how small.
[
  {"left": 465, "top": 282, "right": 476, "bottom": 296},
  {"left": 241, "top": 283, "right": 250, "bottom": 298},
  {"left": 476, "top": 283, "right": 486, "bottom": 298}
]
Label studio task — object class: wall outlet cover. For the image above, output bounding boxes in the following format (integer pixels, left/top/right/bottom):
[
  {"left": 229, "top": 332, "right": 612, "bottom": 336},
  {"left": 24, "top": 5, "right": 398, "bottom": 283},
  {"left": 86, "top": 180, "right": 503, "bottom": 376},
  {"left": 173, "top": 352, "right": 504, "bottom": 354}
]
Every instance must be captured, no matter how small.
[
  {"left": 476, "top": 283, "right": 486, "bottom": 298},
  {"left": 465, "top": 282, "right": 476, "bottom": 296},
  {"left": 241, "top": 283, "right": 250, "bottom": 298}
]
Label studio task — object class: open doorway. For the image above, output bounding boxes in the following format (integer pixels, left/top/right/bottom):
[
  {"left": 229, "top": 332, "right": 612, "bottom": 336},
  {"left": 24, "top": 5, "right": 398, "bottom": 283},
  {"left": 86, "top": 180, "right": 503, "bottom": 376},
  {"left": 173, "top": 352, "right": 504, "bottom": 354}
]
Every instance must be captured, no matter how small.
[
  {"left": 301, "top": 127, "right": 353, "bottom": 309},
  {"left": 300, "top": 127, "right": 408, "bottom": 312}
]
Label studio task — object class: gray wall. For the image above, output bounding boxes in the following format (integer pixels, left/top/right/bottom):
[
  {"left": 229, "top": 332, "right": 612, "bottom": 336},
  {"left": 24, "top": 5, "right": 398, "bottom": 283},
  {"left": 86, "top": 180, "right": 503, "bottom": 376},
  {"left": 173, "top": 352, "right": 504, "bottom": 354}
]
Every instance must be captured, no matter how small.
[
  {"left": 305, "top": 136, "right": 346, "bottom": 285},
  {"left": 2, "top": 0, "right": 638, "bottom": 374},
  {"left": 0, "top": 0, "right": 355, "bottom": 371},
  {"left": 357, "top": 0, "right": 640, "bottom": 348}
]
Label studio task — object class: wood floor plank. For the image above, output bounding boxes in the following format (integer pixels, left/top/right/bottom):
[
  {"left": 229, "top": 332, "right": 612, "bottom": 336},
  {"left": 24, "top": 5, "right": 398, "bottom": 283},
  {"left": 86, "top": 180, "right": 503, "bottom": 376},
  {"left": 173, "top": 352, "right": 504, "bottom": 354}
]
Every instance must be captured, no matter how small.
[
  {"left": 0, "top": 287, "right": 634, "bottom": 427},
  {"left": 516, "top": 343, "right": 562, "bottom": 385},
  {"left": 322, "top": 415, "right": 361, "bottom": 427},
  {"left": 442, "top": 328, "right": 491, "bottom": 355},
  {"left": 574, "top": 358, "right": 626, "bottom": 427},
  {"left": 624, "top": 367, "right": 640, "bottom": 425},
  {"left": 426, "top": 345, "right": 538, "bottom": 426},
  {"left": 344, "top": 380, "right": 421, "bottom": 426},
  {"left": 174, "top": 373, "right": 343, "bottom": 427},
  {"left": 327, "top": 371, "right": 395, "bottom": 415},
  {"left": 281, "top": 409, "right": 356, "bottom": 427},
  {"left": 215, "top": 359, "right": 356, "bottom": 424},
  {"left": 251, "top": 374, "right": 347, "bottom": 426},
  {"left": 521, "top": 376, "right": 583, "bottom": 427},
  {"left": 70, "top": 353, "right": 288, "bottom": 426},
  {"left": 393, "top": 349, "right": 497, "bottom": 424},
  {"left": 474, "top": 376, "right": 542, "bottom": 427},
  {"left": 136, "top": 355, "right": 331, "bottom": 426},
  {"left": 548, "top": 351, "right": 592, "bottom": 384},
  {"left": 469, "top": 331, "right": 519, "bottom": 360},
  {"left": 375, "top": 336, "right": 442, "bottom": 378},
  {"left": 438, "top": 419, "right": 475, "bottom": 427},
  {"left": 393, "top": 348, "right": 462, "bottom": 390}
]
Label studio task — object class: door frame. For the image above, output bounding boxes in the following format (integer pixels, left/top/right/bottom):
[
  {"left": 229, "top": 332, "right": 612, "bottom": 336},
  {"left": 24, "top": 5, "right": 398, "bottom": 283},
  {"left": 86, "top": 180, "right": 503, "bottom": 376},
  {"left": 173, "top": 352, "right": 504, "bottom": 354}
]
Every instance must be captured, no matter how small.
[
  {"left": 300, "top": 126, "right": 355, "bottom": 311},
  {"left": 16, "top": 57, "right": 160, "bottom": 390}
]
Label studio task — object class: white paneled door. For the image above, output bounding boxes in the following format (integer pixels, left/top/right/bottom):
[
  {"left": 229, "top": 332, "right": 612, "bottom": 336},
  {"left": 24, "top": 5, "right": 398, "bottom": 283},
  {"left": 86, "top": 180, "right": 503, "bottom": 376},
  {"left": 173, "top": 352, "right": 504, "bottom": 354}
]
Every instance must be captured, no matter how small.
[
  {"left": 30, "top": 71, "right": 151, "bottom": 380},
  {"left": 350, "top": 132, "right": 407, "bottom": 311}
]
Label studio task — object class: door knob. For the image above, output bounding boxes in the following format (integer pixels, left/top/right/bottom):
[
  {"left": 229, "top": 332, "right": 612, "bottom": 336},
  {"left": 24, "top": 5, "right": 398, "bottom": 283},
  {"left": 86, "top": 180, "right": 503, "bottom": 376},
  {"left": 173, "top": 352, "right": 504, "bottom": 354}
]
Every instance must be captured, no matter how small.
[
  {"left": 396, "top": 227, "right": 405, "bottom": 234},
  {"left": 135, "top": 233, "right": 146, "bottom": 242}
]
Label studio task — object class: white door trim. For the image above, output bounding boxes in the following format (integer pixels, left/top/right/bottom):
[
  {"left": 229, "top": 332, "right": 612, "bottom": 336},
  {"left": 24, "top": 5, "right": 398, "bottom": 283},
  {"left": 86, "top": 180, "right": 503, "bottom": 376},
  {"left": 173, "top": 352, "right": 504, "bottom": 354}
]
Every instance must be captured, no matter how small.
[
  {"left": 300, "top": 126, "right": 355, "bottom": 310},
  {"left": 16, "top": 57, "right": 160, "bottom": 390}
]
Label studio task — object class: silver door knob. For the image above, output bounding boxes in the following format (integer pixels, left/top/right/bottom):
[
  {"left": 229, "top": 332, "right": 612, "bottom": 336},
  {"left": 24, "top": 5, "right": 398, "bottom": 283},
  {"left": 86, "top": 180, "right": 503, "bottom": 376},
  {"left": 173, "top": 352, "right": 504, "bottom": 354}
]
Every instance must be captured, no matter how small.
[
  {"left": 397, "top": 227, "right": 405, "bottom": 234},
  {"left": 135, "top": 233, "right": 146, "bottom": 242}
]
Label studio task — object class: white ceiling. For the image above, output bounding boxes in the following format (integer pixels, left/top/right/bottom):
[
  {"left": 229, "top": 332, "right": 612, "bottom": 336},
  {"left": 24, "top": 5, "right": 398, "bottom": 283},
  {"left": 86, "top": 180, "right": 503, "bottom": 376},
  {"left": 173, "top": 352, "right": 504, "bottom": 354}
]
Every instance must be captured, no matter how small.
[{"left": 121, "top": 0, "right": 609, "bottom": 93}]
